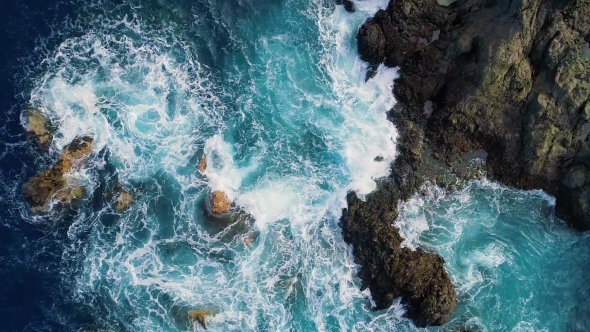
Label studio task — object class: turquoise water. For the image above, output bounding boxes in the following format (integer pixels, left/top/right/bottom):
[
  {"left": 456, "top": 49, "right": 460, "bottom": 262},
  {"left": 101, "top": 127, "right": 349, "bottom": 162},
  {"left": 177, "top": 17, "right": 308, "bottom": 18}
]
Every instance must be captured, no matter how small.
[{"left": 9, "top": 0, "right": 590, "bottom": 330}]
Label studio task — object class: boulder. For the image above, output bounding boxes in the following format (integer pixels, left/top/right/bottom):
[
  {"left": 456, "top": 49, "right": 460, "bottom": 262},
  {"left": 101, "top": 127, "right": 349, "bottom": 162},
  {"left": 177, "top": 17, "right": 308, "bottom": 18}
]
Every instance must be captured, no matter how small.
[
  {"left": 343, "top": 0, "right": 355, "bottom": 12},
  {"left": 116, "top": 190, "right": 133, "bottom": 211},
  {"left": 357, "top": 19, "right": 386, "bottom": 65},
  {"left": 22, "top": 136, "right": 93, "bottom": 211},
  {"left": 187, "top": 309, "right": 216, "bottom": 329},
  {"left": 210, "top": 190, "right": 231, "bottom": 215},
  {"left": 198, "top": 154, "right": 207, "bottom": 173}
]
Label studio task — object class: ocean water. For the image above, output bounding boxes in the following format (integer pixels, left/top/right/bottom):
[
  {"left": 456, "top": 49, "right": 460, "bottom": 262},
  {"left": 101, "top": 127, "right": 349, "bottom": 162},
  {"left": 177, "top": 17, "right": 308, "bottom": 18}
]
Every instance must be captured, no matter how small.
[{"left": 0, "top": 0, "right": 588, "bottom": 331}]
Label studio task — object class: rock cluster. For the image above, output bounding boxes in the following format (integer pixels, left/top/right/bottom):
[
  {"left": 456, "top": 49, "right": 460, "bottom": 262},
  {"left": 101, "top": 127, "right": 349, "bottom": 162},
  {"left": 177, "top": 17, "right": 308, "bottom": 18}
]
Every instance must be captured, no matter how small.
[
  {"left": 22, "top": 136, "right": 94, "bottom": 211},
  {"left": 343, "top": 0, "right": 590, "bottom": 326}
]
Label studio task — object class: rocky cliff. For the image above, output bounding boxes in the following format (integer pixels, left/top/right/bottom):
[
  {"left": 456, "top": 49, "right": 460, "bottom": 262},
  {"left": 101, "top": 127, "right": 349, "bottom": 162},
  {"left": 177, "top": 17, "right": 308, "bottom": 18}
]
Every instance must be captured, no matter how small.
[{"left": 341, "top": 0, "right": 589, "bottom": 326}]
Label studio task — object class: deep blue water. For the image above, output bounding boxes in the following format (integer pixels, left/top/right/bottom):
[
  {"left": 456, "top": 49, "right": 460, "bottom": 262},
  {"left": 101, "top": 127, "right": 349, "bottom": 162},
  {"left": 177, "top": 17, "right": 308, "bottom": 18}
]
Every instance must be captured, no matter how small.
[{"left": 0, "top": 0, "right": 588, "bottom": 331}]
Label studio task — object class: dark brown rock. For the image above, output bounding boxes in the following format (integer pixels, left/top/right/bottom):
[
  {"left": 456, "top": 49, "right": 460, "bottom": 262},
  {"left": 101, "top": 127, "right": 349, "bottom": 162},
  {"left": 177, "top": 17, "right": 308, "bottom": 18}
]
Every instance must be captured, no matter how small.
[
  {"left": 340, "top": 182, "right": 457, "bottom": 327},
  {"left": 357, "top": 19, "right": 386, "bottom": 65}
]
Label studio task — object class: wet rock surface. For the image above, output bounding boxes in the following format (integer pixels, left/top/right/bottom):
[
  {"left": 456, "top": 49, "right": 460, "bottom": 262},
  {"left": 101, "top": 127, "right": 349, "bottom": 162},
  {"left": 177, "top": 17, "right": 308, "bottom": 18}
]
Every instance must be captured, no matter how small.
[
  {"left": 22, "top": 136, "right": 93, "bottom": 211},
  {"left": 340, "top": 185, "right": 457, "bottom": 327},
  {"left": 344, "top": 0, "right": 590, "bottom": 326},
  {"left": 116, "top": 190, "right": 133, "bottom": 212},
  {"left": 198, "top": 154, "right": 207, "bottom": 173},
  {"left": 24, "top": 109, "right": 53, "bottom": 146},
  {"left": 210, "top": 190, "right": 231, "bottom": 215},
  {"left": 357, "top": 0, "right": 590, "bottom": 230},
  {"left": 187, "top": 309, "right": 216, "bottom": 329}
]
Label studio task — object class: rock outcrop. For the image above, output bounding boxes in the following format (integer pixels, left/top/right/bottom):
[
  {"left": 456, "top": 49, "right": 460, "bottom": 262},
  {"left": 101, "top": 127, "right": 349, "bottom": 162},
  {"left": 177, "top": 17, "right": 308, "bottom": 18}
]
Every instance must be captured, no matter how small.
[
  {"left": 357, "top": 0, "right": 590, "bottom": 230},
  {"left": 335, "top": 0, "right": 355, "bottom": 12},
  {"left": 341, "top": 184, "right": 457, "bottom": 327},
  {"left": 343, "top": 0, "right": 590, "bottom": 326},
  {"left": 116, "top": 190, "right": 133, "bottom": 212},
  {"left": 188, "top": 309, "right": 215, "bottom": 329},
  {"left": 24, "top": 109, "right": 52, "bottom": 146},
  {"left": 22, "top": 136, "right": 93, "bottom": 211},
  {"left": 198, "top": 154, "right": 207, "bottom": 173},
  {"left": 210, "top": 190, "right": 231, "bottom": 215}
]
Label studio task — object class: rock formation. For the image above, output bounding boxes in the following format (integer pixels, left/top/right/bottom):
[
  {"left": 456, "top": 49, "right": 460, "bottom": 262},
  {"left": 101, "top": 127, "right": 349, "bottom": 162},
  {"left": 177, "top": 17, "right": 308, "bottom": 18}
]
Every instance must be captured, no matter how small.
[
  {"left": 198, "top": 154, "right": 207, "bottom": 173},
  {"left": 335, "top": 0, "right": 355, "bottom": 12},
  {"left": 210, "top": 190, "right": 231, "bottom": 215},
  {"left": 24, "top": 109, "right": 52, "bottom": 146},
  {"left": 187, "top": 309, "right": 215, "bottom": 329},
  {"left": 357, "top": 0, "right": 590, "bottom": 230},
  {"left": 116, "top": 190, "right": 133, "bottom": 211},
  {"left": 22, "top": 136, "right": 93, "bottom": 211},
  {"left": 341, "top": 184, "right": 457, "bottom": 327},
  {"left": 343, "top": 0, "right": 590, "bottom": 326}
]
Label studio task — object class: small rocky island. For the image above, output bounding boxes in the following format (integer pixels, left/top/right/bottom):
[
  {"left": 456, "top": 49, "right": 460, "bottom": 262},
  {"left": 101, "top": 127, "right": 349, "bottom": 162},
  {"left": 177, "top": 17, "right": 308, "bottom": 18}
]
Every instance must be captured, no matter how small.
[{"left": 341, "top": 0, "right": 589, "bottom": 327}]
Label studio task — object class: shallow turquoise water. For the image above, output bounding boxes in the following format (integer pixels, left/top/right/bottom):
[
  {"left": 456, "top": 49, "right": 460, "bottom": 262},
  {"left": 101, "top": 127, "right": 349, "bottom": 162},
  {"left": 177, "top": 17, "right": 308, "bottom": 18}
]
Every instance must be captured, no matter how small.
[{"left": 8, "top": 0, "right": 590, "bottom": 331}]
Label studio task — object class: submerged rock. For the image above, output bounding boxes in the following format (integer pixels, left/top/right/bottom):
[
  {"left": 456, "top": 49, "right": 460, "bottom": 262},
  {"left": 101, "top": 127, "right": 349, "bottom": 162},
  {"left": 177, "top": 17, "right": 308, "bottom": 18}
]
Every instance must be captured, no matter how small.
[
  {"left": 210, "top": 190, "right": 231, "bottom": 215},
  {"left": 24, "top": 109, "right": 52, "bottom": 146},
  {"left": 198, "top": 154, "right": 207, "bottom": 173},
  {"left": 116, "top": 190, "right": 133, "bottom": 211},
  {"left": 22, "top": 136, "right": 93, "bottom": 211},
  {"left": 187, "top": 309, "right": 216, "bottom": 329}
]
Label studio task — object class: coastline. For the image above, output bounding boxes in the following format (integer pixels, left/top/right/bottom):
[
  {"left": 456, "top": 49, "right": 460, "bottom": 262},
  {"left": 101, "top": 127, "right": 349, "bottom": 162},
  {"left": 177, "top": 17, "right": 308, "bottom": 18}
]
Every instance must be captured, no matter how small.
[{"left": 341, "top": 0, "right": 589, "bottom": 326}]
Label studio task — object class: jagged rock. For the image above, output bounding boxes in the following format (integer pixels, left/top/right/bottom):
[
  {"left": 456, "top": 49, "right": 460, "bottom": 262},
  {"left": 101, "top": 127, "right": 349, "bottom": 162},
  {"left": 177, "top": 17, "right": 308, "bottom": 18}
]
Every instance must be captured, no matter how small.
[
  {"left": 22, "top": 136, "right": 93, "bottom": 211},
  {"left": 116, "top": 190, "right": 133, "bottom": 211},
  {"left": 198, "top": 154, "right": 207, "bottom": 173},
  {"left": 354, "top": 0, "right": 590, "bottom": 231},
  {"left": 210, "top": 190, "right": 231, "bottom": 215},
  {"left": 188, "top": 309, "right": 215, "bottom": 329},
  {"left": 345, "top": 0, "right": 590, "bottom": 326},
  {"left": 24, "top": 109, "right": 52, "bottom": 146},
  {"left": 340, "top": 185, "right": 456, "bottom": 327},
  {"left": 357, "top": 19, "right": 386, "bottom": 65}
]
